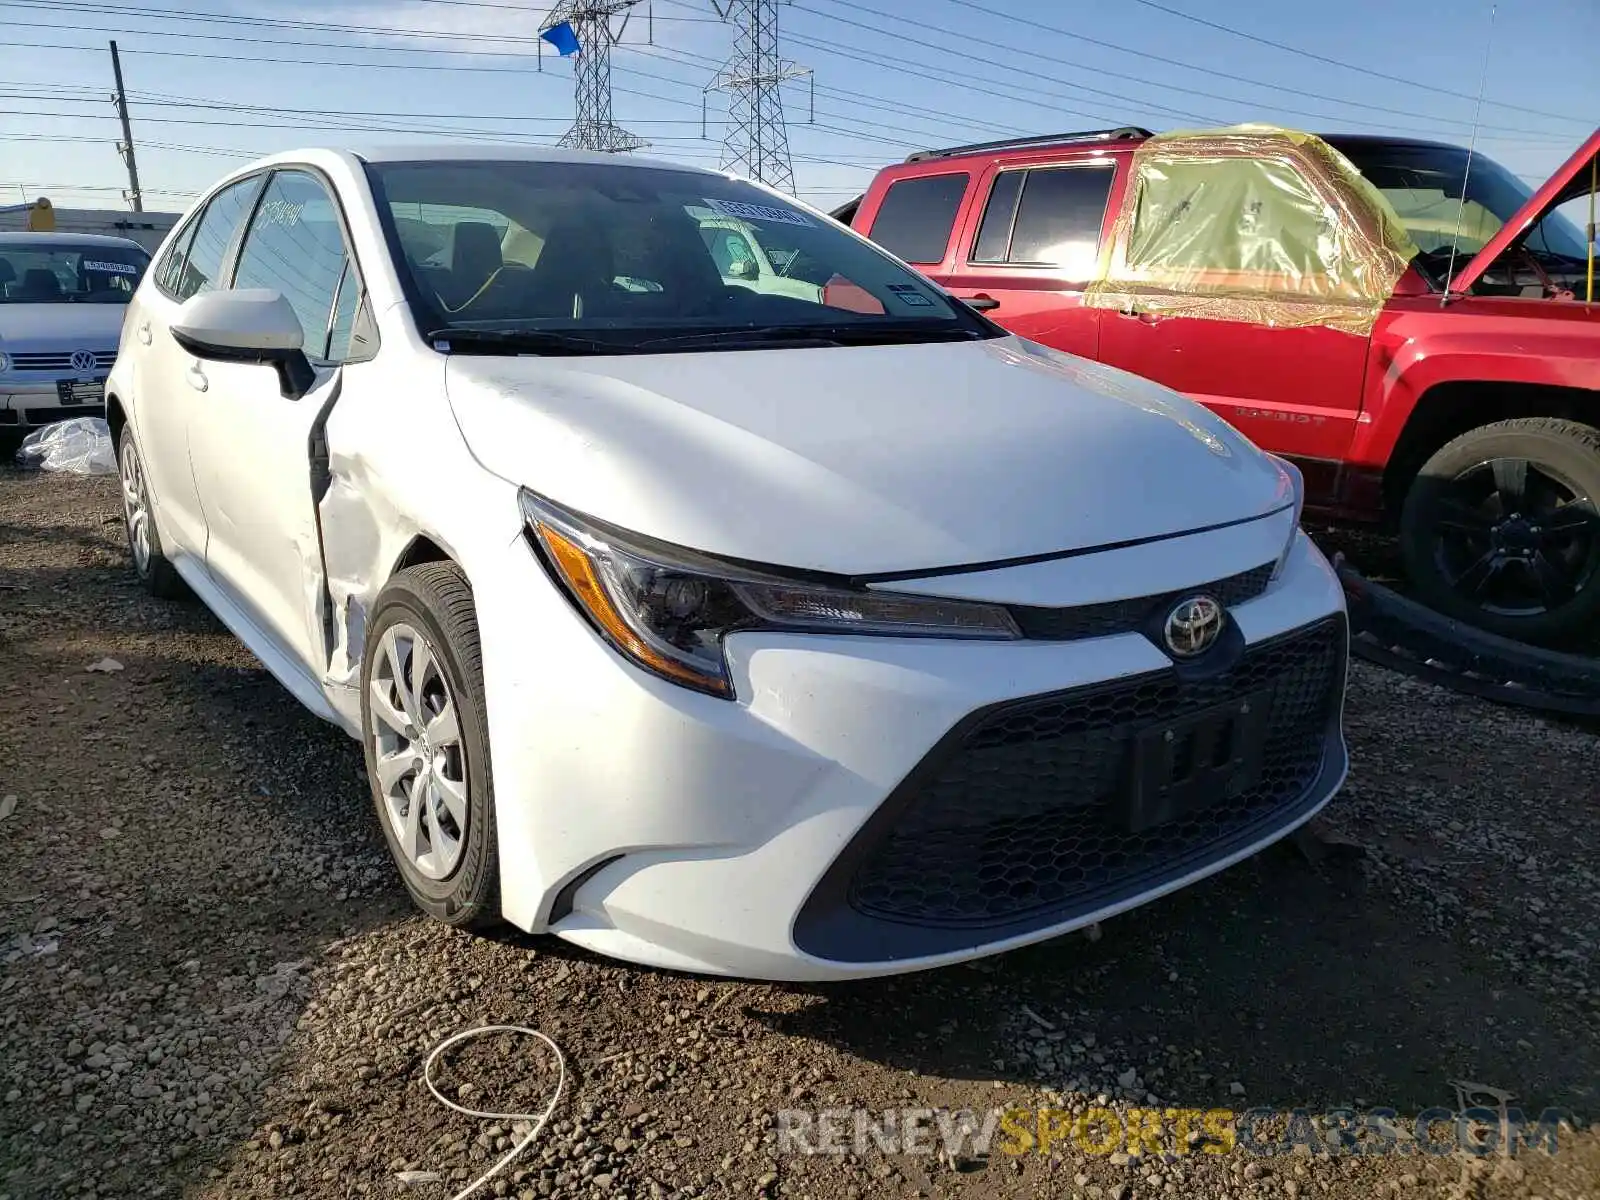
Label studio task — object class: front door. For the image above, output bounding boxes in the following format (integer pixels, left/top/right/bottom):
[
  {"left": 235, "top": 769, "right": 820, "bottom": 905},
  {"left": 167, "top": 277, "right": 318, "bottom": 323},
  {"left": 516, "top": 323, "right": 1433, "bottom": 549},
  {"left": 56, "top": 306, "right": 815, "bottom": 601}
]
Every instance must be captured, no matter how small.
[
  {"left": 1098, "top": 311, "right": 1372, "bottom": 478},
  {"left": 1091, "top": 149, "right": 1379, "bottom": 503},
  {"left": 185, "top": 169, "right": 366, "bottom": 677}
]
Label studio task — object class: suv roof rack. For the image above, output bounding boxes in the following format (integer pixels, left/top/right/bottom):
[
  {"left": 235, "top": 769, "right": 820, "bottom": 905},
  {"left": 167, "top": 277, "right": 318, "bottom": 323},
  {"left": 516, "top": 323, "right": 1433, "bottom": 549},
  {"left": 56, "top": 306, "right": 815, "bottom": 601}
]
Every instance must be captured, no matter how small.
[{"left": 904, "top": 126, "right": 1153, "bottom": 163}]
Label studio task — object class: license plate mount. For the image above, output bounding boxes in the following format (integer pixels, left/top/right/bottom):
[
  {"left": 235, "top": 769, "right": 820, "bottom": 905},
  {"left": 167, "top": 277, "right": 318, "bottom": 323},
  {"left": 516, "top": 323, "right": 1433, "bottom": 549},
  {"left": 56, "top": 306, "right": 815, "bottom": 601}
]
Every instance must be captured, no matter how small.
[
  {"left": 1125, "top": 692, "right": 1271, "bottom": 834},
  {"left": 56, "top": 378, "right": 106, "bottom": 406}
]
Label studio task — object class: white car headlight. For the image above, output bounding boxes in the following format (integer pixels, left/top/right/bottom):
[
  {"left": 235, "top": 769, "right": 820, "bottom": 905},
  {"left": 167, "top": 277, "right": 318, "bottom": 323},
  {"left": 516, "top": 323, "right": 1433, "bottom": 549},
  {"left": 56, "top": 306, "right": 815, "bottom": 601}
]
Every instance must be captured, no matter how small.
[
  {"left": 1268, "top": 455, "right": 1306, "bottom": 580},
  {"left": 0, "top": 351, "right": 11, "bottom": 375},
  {"left": 520, "top": 489, "right": 1021, "bottom": 698}
]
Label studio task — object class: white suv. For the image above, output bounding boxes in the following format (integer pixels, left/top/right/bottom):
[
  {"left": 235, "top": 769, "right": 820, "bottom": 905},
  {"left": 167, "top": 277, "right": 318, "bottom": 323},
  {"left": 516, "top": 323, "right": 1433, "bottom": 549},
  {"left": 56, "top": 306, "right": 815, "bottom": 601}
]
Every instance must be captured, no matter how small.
[{"left": 108, "top": 145, "right": 1348, "bottom": 981}]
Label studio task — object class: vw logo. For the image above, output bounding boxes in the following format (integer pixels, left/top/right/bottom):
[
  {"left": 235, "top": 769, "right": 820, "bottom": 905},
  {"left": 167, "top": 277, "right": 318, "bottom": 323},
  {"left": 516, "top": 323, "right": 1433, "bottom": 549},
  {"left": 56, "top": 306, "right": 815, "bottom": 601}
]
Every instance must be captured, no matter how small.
[
  {"left": 70, "top": 350, "right": 98, "bottom": 373},
  {"left": 1163, "top": 595, "right": 1224, "bottom": 658}
]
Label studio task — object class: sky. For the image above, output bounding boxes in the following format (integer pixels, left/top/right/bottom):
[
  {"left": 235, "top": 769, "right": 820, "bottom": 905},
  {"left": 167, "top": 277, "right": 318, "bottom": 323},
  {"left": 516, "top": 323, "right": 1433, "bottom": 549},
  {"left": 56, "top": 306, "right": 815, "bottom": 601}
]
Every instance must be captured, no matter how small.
[{"left": 0, "top": 0, "right": 1596, "bottom": 217}]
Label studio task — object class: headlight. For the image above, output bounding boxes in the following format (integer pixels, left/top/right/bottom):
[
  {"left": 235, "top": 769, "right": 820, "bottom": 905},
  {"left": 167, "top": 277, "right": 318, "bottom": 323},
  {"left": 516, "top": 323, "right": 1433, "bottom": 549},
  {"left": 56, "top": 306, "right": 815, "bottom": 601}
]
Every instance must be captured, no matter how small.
[
  {"left": 1268, "top": 455, "right": 1306, "bottom": 580},
  {"left": 520, "top": 489, "right": 1021, "bottom": 699},
  {"left": 0, "top": 351, "right": 10, "bottom": 374}
]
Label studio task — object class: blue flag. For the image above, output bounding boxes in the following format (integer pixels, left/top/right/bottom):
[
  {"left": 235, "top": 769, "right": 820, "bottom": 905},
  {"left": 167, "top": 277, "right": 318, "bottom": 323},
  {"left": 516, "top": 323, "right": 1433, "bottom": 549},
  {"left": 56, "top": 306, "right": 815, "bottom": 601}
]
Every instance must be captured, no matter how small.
[{"left": 541, "top": 21, "right": 581, "bottom": 56}]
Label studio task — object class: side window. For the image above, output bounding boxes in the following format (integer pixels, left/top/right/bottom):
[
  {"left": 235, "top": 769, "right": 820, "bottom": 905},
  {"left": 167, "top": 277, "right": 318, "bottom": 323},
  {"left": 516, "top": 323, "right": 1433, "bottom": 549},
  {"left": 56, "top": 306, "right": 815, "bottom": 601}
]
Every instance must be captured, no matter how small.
[
  {"left": 971, "top": 171, "right": 1025, "bottom": 263},
  {"left": 326, "top": 261, "right": 360, "bottom": 361},
  {"left": 974, "top": 166, "right": 1114, "bottom": 278},
  {"left": 175, "top": 176, "right": 263, "bottom": 302},
  {"left": 154, "top": 219, "right": 198, "bottom": 296},
  {"left": 1128, "top": 158, "right": 1325, "bottom": 282},
  {"left": 232, "top": 170, "right": 353, "bottom": 362},
  {"left": 867, "top": 173, "right": 970, "bottom": 265}
]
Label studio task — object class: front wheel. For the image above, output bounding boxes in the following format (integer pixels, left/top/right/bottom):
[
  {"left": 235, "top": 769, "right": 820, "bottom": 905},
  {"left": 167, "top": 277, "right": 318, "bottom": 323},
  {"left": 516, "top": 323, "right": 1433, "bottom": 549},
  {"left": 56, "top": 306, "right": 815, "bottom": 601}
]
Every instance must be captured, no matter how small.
[
  {"left": 361, "top": 562, "right": 502, "bottom": 929},
  {"left": 1400, "top": 417, "right": 1600, "bottom": 647}
]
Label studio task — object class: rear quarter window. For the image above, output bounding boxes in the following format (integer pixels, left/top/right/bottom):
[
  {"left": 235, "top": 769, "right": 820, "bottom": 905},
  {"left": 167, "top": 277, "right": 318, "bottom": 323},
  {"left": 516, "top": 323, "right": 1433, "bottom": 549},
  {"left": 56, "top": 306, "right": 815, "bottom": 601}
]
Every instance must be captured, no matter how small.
[{"left": 868, "top": 172, "right": 970, "bottom": 265}]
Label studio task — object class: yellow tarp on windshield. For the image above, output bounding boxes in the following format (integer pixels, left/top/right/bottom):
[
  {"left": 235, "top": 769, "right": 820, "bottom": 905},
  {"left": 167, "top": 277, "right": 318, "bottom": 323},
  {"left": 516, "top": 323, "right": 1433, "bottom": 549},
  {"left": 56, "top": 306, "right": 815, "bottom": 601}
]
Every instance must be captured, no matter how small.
[{"left": 1084, "top": 125, "right": 1419, "bottom": 336}]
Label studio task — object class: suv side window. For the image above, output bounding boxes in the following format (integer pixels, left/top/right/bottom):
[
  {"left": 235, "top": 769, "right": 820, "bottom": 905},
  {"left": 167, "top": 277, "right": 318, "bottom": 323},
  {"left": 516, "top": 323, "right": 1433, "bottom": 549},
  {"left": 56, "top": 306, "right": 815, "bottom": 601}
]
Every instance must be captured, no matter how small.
[
  {"left": 231, "top": 170, "right": 357, "bottom": 363},
  {"left": 172, "top": 175, "right": 264, "bottom": 302},
  {"left": 971, "top": 165, "right": 1114, "bottom": 278},
  {"left": 868, "top": 173, "right": 970, "bottom": 265},
  {"left": 1128, "top": 158, "right": 1323, "bottom": 281}
]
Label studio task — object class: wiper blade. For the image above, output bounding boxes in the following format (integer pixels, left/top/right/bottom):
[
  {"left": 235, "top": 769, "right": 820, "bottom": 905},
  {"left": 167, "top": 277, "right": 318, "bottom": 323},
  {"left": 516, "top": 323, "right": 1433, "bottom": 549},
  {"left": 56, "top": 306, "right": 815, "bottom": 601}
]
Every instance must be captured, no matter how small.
[
  {"left": 635, "top": 322, "right": 981, "bottom": 351},
  {"left": 427, "top": 327, "right": 621, "bottom": 356}
]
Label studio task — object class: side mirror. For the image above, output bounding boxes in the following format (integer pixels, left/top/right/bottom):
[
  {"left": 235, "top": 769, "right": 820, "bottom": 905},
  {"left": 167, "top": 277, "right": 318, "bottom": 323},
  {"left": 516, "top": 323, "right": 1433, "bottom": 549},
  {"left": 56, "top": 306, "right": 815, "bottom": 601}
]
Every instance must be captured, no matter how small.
[{"left": 170, "top": 289, "right": 315, "bottom": 400}]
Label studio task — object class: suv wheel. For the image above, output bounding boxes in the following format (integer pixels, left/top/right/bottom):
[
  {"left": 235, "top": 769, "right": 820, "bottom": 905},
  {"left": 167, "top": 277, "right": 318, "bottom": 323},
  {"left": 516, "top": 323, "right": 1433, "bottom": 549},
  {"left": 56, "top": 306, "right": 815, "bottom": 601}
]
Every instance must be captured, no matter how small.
[
  {"left": 1400, "top": 417, "right": 1600, "bottom": 647},
  {"left": 118, "top": 424, "right": 184, "bottom": 599},
  {"left": 360, "top": 562, "right": 502, "bottom": 930}
]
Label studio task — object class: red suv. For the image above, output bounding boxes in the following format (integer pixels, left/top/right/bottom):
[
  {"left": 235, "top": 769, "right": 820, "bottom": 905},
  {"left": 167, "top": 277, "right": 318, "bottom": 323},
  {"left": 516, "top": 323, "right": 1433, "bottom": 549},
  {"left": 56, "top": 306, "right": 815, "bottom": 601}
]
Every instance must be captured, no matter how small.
[{"left": 846, "top": 125, "right": 1600, "bottom": 647}]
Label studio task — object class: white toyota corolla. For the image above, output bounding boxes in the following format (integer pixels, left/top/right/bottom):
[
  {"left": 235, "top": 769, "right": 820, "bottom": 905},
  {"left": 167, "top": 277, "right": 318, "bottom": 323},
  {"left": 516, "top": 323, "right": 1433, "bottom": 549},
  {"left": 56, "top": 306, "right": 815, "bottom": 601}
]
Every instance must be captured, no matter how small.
[{"left": 108, "top": 145, "right": 1348, "bottom": 980}]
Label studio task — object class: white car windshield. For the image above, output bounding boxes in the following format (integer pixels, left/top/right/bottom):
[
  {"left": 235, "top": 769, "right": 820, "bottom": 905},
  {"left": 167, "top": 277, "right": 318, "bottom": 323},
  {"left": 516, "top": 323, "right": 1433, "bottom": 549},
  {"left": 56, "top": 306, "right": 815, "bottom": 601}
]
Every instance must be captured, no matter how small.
[
  {"left": 366, "top": 159, "right": 994, "bottom": 352},
  {"left": 0, "top": 243, "right": 149, "bottom": 304}
]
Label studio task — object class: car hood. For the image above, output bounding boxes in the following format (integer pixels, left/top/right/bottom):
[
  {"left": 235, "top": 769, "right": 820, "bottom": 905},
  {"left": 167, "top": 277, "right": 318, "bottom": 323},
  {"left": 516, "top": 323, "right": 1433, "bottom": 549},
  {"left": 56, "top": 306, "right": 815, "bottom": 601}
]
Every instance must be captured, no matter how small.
[
  {"left": 1453, "top": 127, "right": 1600, "bottom": 294},
  {"left": 0, "top": 302, "right": 129, "bottom": 349},
  {"left": 445, "top": 335, "right": 1293, "bottom": 577}
]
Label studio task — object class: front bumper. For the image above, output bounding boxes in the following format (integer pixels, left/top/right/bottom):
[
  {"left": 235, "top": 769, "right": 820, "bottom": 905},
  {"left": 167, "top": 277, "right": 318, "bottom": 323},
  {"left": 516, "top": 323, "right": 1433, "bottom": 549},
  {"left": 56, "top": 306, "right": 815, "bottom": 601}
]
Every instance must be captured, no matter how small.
[
  {"left": 478, "top": 526, "right": 1349, "bottom": 981},
  {"left": 0, "top": 379, "right": 107, "bottom": 429}
]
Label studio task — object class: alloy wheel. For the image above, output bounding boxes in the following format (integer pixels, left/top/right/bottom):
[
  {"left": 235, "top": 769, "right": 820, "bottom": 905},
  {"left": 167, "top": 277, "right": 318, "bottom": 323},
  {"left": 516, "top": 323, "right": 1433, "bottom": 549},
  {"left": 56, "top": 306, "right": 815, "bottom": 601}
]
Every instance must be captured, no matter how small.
[
  {"left": 120, "top": 439, "right": 151, "bottom": 576},
  {"left": 1431, "top": 456, "right": 1600, "bottom": 617},
  {"left": 369, "top": 621, "right": 469, "bottom": 881}
]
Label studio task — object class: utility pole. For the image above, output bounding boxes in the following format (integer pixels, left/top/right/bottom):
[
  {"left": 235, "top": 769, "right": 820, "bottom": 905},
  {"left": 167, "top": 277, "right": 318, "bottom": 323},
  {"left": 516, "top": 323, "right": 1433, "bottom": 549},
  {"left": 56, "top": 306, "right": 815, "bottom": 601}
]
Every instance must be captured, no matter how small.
[
  {"left": 108, "top": 40, "right": 143, "bottom": 212},
  {"left": 540, "top": 1, "right": 648, "bottom": 152},
  {"left": 705, "top": 0, "right": 810, "bottom": 193}
]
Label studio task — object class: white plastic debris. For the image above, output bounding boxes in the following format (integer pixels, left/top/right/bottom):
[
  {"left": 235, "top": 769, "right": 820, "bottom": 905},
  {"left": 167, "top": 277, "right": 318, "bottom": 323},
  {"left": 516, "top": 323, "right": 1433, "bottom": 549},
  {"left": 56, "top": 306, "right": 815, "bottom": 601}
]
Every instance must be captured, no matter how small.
[
  {"left": 14, "top": 417, "right": 116, "bottom": 475},
  {"left": 85, "top": 658, "right": 125, "bottom": 674}
]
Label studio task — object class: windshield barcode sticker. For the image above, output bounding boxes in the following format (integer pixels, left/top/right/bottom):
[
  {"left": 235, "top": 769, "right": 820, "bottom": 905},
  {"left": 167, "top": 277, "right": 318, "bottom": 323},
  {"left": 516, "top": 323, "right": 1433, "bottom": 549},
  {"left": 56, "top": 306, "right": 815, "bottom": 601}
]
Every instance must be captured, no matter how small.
[
  {"left": 886, "top": 283, "right": 935, "bottom": 307},
  {"left": 702, "top": 198, "right": 814, "bottom": 228},
  {"left": 82, "top": 260, "right": 138, "bottom": 275}
]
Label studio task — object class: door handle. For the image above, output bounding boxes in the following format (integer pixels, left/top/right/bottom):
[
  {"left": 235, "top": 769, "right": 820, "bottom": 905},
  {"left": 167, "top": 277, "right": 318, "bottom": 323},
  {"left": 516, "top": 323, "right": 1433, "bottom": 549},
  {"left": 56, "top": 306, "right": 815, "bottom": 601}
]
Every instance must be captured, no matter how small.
[
  {"left": 136, "top": 321, "right": 152, "bottom": 345},
  {"left": 185, "top": 364, "right": 209, "bottom": 393},
  {"left": 1117, "top": 305, "right": 1163, "bottom": 324},
  {"left": 963, "top": 294, "right": 1001, "bottom": 311}
]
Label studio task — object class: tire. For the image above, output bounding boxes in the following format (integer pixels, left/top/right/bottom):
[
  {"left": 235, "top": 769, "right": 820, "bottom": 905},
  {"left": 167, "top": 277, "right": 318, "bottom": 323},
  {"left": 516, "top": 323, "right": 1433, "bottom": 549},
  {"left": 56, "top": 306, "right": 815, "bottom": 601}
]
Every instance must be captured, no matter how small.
[
  {"left": 117, "top": 424, "right": 184, "bottom": 599},
  {"left": 361, "top": 562, "right": 502, "bottom": 930},
  {"left": 1400, "top": 417, "right": 1600, "bottom": 648}
]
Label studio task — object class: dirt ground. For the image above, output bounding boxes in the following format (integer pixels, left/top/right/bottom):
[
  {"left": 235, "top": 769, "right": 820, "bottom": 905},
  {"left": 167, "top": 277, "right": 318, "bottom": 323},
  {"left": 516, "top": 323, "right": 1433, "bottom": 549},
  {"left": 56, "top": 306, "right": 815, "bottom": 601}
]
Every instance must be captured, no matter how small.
[{"left": 1, "top": 464, "right": 1596, "bottom": 1200}]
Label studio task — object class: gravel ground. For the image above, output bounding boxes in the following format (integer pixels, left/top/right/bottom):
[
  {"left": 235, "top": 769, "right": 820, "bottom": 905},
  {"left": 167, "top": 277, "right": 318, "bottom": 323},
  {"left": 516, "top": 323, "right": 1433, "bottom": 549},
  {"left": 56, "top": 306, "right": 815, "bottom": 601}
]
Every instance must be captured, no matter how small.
[{"left": 1, "top": 463, "right": 1596, "bottom": 1200}]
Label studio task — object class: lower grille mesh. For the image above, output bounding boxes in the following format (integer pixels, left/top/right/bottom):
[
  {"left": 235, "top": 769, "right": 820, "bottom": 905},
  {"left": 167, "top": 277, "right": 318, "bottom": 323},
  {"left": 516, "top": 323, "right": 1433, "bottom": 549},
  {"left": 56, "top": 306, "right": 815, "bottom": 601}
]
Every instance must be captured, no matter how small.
[{"left": 846, "top": 617, "right": 1345, "bottom": 928}]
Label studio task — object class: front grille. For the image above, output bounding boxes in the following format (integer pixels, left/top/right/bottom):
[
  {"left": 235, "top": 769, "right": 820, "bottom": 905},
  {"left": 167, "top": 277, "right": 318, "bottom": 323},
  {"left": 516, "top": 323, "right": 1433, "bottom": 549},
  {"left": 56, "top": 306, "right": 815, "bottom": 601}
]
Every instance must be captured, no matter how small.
[
  {"left": 7, "top": 350, "right": 116, "bottom": 373},
  {"left": 841, "top": 616, "right": 1345, "bottom": 933},
  {"left": 1008, "top": 561, "right": 1275, "bottom": 641}
]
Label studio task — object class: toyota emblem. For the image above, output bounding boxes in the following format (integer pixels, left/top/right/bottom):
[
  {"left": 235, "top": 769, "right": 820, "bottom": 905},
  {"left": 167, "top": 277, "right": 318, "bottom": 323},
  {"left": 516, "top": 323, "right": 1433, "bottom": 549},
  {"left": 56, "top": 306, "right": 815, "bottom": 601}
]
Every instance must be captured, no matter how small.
[
  {"left": 1163, "top": 595, "right": 1224, "bottom": 658},
  {"left": 70, "top": 350, "right": 98, "bottom": 373}
]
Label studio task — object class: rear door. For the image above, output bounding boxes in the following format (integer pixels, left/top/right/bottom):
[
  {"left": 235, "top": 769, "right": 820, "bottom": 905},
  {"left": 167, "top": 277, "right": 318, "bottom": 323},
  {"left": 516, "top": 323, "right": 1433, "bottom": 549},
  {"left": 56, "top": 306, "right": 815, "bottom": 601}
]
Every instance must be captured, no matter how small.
[
  {"left": 942, "top": 157, "right": 1121, "bottom": 359},
  {"left": 856, "top": 170, "right": 972, "bottom": 291},
  {"left": 132, "top": 173, "right": 265, "bottom": 558}
]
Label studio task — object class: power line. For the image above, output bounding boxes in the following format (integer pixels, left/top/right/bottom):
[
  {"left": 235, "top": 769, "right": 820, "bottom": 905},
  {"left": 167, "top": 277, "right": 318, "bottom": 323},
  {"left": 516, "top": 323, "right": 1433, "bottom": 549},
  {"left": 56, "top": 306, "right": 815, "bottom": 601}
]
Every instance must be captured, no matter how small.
[
  {"left": 938, "top": 0, "right": 1589, "bottom": 131},
  {"left": 796, "top": 0, "right": 1577, "bottom": 143},
  {"left": 1119, "top": 0, "right": 1586, "bottom": 125}
]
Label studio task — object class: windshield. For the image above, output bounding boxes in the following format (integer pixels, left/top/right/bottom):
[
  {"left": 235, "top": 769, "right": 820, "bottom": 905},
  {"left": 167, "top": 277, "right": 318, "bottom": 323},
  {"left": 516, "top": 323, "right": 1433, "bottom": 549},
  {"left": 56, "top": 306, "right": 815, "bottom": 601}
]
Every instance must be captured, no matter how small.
[
  {"left": 0, "top": 242, "right": 149, "bottom": 304},
  {"left": 365, "top": 159, "right": 992, "bottom": 350},
  {"left": 1329, "top": 140, "right": 1589, "bottom": 262}
]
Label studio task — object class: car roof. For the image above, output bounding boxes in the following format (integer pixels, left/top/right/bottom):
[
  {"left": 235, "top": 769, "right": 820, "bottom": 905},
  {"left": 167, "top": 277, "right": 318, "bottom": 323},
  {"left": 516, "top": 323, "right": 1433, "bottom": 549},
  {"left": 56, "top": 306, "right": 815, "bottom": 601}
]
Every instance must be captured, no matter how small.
[
  {"left": 255, "top": 142, "right": 730, "bottom": 177},
  {"left": 890, "top": 127, "right": 1471, "bottom": 174},
  {"left": 0, "top": 231, "right": 150, "bottom": 250}
]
